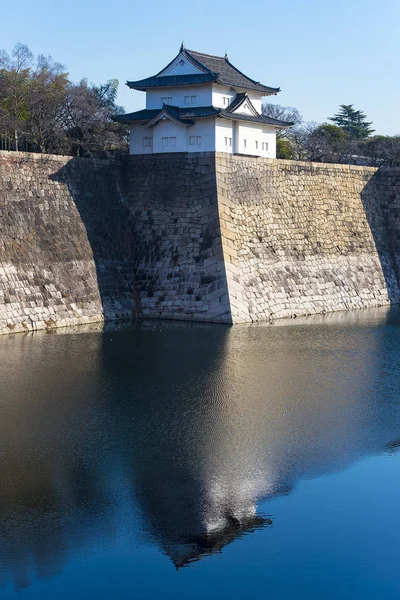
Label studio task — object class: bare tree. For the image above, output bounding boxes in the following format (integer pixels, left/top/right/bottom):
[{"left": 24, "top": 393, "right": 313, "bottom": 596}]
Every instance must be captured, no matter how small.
[
  {"left": 262, "top": 103, "right": 302, "bottom": 138},
  {"left": 0, "top": 43, "right": 33, "bottom": 150},
  {"left": 0, "top": 43, "right": 128, "bottom": 156}
]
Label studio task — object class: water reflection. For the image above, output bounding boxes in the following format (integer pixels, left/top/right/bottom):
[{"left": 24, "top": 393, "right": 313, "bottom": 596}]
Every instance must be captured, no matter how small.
[{"left": 0, "top": 307, "right": 400, "bottom": 588}]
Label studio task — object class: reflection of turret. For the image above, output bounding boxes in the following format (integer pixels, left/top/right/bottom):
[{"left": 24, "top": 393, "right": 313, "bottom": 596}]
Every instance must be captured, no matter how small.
[
  {"left": 167, "top": 515, "right": 270, "bottom": 570},
  {"left": 0, "top": 308, "right": 400, "bottom": 589}
]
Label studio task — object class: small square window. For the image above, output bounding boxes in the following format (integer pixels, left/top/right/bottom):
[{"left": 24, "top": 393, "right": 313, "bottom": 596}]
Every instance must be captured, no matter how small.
[
  {"left": 162, "top": 137, "right": 169, "bottom": 147},
  {"left": 170, "top": 137, "right": 177, "bottom": 147},
  {"left": 189, "top": 136, "right": 196, "bottom": 145},
  {"left": 196, "top": 136, "right": 202, "bottom": 145}
]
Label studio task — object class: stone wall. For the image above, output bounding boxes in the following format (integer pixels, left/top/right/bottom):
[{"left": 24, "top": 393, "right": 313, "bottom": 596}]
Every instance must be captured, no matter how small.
[
  {"left": 0, "top": 151, "right": 134, "bottom": 334},
  {"left": 122, "top": 153, "right": 231, "bottom": 322},
  {"left": 216, "top": 154, "right": 400, "bottom": 322},
  {"left": 1, "top": 150, "right": 400, "bottom": 334}
]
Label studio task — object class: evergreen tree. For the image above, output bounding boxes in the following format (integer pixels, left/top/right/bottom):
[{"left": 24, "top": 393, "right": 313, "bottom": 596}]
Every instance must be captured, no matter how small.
[{"left": 328, "top": 104, "right": 374, "bottom": 139}]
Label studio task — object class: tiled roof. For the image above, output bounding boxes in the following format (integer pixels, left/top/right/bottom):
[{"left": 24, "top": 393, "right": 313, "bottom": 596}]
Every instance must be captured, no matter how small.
[
  {"left": 115, "top": 109, "right": 160, "bottom": 122},
  {"left": 220, "top": 109, "right": 293, "bottom": 127},
  {"left": 126, "top": 46, "right": 280, "bottom": 95},
  {"left": 185, "top": 49, "right": 280, "bottom": 94},
  {"left": 114, "top": 105, "right": 292, "bottom": 127},
  {"left": 127, "top": 73, "right": 215, "bottom": 90}
]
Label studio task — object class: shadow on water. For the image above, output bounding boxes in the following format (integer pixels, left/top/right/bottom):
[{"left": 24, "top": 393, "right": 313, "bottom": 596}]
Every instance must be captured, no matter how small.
[
  {"left": 0, "top": 308, "right": 400, "bottom": 588},
  {"left": 360, "top": 170, "right": 400, "bottom": 303},
  {"left": 49, "top": 158, "right": 136, "bottom": 320}
]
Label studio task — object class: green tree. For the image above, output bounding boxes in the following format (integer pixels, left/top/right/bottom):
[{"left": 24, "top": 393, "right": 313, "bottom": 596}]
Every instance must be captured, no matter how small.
[
  {"left": 361, "top": 135, "right": 400, "bottom": 166},
  {"left": 276, "top": 138, "right": 296, "bottom": 159},
  {"left": 328, "top": 104, "right": 374, "bottom": 139}
]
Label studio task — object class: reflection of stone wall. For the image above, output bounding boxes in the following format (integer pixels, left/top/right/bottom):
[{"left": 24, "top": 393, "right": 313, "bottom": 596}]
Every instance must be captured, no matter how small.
[{"left": 1, "top": 150, "right": 400, "bottom": 332}]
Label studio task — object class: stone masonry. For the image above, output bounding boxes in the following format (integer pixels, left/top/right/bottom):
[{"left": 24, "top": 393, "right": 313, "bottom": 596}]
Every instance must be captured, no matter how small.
[
  {"left": 1, "top": 150, "right": 400, "bottom": 334},
  {"left": 215, "top": 154, "right": 400, "bottom": 322},
  {"left": 0, "top": 151, "right": 135, "bottom": 334}
]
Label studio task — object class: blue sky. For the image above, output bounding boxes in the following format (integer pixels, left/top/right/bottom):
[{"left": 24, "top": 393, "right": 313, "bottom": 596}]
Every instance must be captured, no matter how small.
[{"left": 2, "top": 0, "right": 399, "bottom": 134}]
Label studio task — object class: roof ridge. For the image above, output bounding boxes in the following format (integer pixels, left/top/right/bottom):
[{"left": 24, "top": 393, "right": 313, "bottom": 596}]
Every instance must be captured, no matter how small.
[{"left": 185, "top": 48, "right": 226, "bottom": 60}]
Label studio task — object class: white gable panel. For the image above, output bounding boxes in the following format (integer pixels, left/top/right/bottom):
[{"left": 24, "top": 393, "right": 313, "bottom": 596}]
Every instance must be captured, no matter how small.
[
  {"left": 234, "top": 101, "right": 256, "bottom": 116},
  {"left": 158, "top": 54, "right": 205, "bottom": 77}
]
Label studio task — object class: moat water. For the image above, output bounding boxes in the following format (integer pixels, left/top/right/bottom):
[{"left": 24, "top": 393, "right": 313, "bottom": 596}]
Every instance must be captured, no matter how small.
[{"left": 1, "top": 308, "right": 400, "bottom": 599}]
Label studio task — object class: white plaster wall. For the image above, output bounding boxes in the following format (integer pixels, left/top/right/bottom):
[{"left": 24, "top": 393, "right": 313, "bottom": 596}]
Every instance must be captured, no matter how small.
[
  {"left": 129, "top": 118, "right": 277, "bottom": 157},
  {"left": 212, "top": 84, "right": 236, "bottom": 109},
  {"left": 152, "top": 120, "right": 187, "bottom": 153},
  {"left": 130, "top": 124, "right": 154, "bottom": 155},
  {"left": 262, "top": 127, "right": 277, "bottom": 158},
  {"left": 146, "top": 85, "right": 213, "bottom": 109},
  {"left": 215, "top": 120, "right": 234, "bottom": 153},
  {"left": 158, "top": 53, "right": 204, "bottom": 76},
  {"left": 186, "top": 119, "right": 215, "bottom": 152},
  {"left": 236, "top": 123, "right": 276, "bottom": 158}
]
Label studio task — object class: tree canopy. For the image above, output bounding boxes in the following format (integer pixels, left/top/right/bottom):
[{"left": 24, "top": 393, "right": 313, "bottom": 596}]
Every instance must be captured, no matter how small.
[
  {"left": 0, "top": 43, "right": 128, "bottom": 156},
  {"left": 328, "top": 104, "right": 374, "bottom": 139}
]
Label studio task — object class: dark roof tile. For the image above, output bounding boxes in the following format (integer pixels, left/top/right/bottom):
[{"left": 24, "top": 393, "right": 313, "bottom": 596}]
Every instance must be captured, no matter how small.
[
  {"left": 126, "top": 47, "right": 280, "bottom": 95},
  {"left": 185, "top": 49, "right": 279, "bottom": 94},
  {"left": 127, "top": 73, "right": 215, "bottom": 90},
  {"left": 114, "top": 105, "right": 292, "bottom": 128}
]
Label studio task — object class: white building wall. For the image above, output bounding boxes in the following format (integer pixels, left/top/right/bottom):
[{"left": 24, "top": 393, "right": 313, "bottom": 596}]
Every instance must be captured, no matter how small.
[
  {"left": 130, "top": 124, "right": 154, "bottom": 155},
  {"left": 212, "top": 84, "right": 236, "bottom": 109},
  {"left": 146, "top": 85, "right": 213, "bottom": 109},
  {"left": 215, "top": 120, "right": 234, "bottom": 153},
  {"left": 236, "top": 123, "right": 276, "bottom": 158},
  {"left": 186, "top": 119, "right": 215, "bottom": 153},
  {"left": 130, "top": 120, "right": 277, "bottom": 157},
  {"left": 152, "top": 121, "right": 187, "bottom": 153}
]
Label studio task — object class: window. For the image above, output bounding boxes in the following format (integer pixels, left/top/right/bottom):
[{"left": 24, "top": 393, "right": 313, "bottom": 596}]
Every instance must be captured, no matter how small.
[
  {"left": 161, "top": 97, "right": 173, "bottom": 105},
  {"left": 162, "top": 137, "right": 177, "bottom": 148},
  {"left": 196, "top": 136, "right": 202, "bottom": 145},
  {"left": 255, "top": 141, "right": 259, "bottom": 150},
  {"left": 185, "top": 96, "right": 190, "bottom": 105},
  {"left": 185, "top": 96, "right": 197, "bottom": 105},
  {"left": 189, "top": 136, "right": 196, "bottom": 145},
  {"left": 243, "top": 139, "right": 247, "bottom": 149},
  {"left": 142, "top": 137, "right": 153, "bottom": 148},
  {"left": 224, "top": 137, "right": 232, "bottom": 147},
  {"left": 262, "top": 142, "right": 269, "bottom": 151},
  {"left": 222, "top": 96, "right": 230, "bottom": 106},
  {"left": 191, "top": 96, "right": 196, "bottom": 104}
]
